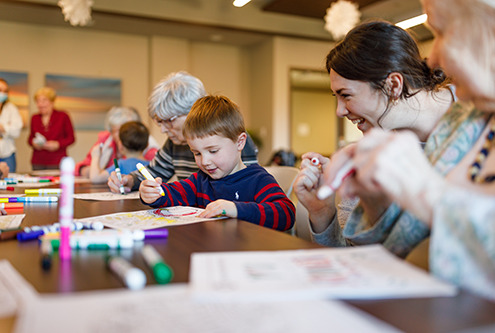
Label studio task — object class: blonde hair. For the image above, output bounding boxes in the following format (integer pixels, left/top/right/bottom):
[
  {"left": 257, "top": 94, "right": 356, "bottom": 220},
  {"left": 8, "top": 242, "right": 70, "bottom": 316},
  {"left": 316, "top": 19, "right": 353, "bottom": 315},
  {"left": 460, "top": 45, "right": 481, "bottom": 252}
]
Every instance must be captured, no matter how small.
[
  {"left": 34, "top": 87, "right": 56, "bottom": 102},
  {"left": 184, "top": 95, "right": 245, "bottom": 142}
]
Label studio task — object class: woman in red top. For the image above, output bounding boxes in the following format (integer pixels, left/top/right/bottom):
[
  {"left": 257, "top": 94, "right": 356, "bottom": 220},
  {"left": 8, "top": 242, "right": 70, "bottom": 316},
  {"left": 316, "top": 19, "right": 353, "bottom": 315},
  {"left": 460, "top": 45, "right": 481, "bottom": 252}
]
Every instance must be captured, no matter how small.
[{"left": 28, "top": 87, "right": 75, "bottom": 170}]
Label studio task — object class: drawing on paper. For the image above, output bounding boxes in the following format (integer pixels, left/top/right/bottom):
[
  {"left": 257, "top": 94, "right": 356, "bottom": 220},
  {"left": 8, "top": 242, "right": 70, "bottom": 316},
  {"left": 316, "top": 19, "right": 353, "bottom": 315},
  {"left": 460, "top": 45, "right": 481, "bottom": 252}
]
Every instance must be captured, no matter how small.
[{"left": 75, "top": 206, "right": 225, "bottom": 230}]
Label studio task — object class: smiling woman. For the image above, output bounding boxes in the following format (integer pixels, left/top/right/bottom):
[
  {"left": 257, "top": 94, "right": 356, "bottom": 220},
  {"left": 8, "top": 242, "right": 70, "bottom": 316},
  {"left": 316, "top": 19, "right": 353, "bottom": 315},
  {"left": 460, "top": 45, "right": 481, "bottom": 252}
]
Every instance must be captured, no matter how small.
[
  {"left": 326, "top": 20, "right": 453, "bottom": 141},
  {"left": 292, "top": 20, "right": 457, "bottom": 262}
]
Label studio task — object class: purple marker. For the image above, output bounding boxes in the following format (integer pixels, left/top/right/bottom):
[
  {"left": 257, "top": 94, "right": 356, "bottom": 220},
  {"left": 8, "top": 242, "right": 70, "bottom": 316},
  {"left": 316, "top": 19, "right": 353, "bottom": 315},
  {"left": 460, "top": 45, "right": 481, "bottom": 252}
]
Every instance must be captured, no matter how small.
[{"left": 132, "top": 229, "right": 169, "bottom": 241}]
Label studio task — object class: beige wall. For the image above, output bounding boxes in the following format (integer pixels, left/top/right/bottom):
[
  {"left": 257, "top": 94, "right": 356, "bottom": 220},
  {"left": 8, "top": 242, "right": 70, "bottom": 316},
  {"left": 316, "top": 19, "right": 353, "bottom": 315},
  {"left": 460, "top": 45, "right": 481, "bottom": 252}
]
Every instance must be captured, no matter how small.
[
  {"left": 0, "top": 20, "right": 263, "bottom": 172},
  {"left": 271, "top": 37, "right": 334, "bottom": 158},
  {"left": 291, "top": 89, "right": 337, "bottom": 157},
  {"left": 0, "top": 16, "right": 435, "bottom": 173}
]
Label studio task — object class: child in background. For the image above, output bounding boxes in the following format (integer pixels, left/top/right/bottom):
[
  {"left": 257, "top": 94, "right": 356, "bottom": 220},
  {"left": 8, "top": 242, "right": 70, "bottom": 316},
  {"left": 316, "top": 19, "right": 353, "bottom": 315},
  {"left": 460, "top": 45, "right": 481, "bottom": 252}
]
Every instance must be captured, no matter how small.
[
  {"left": 140, "top": 95, "right": 295, "bottom": 231},
  {"left": 90, "top": 121, "right": 150, "bottom": 184}
]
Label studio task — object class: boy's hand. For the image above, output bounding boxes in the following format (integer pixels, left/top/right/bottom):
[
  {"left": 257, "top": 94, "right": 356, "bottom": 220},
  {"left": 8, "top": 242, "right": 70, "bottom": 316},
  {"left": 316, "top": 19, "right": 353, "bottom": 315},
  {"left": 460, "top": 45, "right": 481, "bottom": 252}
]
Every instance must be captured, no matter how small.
[
  {"left": 199, "top": 200, "right": 237, "bottom": 218},
  {"left": 139, "top": 178, "right": 164, "bottom": 204}
]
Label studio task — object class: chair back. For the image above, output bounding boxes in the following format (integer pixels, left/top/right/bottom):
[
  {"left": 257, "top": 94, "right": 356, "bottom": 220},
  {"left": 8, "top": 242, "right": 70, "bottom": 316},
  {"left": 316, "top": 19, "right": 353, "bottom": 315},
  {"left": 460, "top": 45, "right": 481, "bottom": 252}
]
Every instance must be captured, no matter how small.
[{"left": 264, "top": 166, "right": 299, "bottom": 198}]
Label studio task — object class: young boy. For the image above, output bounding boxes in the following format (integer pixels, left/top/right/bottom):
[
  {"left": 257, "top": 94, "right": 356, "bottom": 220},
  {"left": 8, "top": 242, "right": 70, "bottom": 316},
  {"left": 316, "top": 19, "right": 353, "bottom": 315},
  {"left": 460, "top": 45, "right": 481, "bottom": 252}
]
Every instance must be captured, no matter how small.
[
  {"left": 90, "top": 121, "right": 150, "bottom": 184},
  {"left": 140, "top": 95, "right": 295, "bottom": 231}
]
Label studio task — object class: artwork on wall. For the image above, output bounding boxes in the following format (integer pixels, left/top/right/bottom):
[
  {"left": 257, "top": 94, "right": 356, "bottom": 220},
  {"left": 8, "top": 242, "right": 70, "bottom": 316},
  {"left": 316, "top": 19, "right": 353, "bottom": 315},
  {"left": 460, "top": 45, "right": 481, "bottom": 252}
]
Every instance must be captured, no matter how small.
[
  {"left": 45, "top": 74, "right": 121, "bottom": 130},
  {"left": 0, "top": 70, "right": 30, "bottom": 127}
]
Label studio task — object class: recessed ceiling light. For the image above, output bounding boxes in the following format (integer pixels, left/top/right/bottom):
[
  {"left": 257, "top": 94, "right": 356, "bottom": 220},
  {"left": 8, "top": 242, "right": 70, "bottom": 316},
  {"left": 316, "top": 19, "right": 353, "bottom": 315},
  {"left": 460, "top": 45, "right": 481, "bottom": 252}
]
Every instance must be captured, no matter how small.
[
  {"left": 396, "top": 14, "right": 427, "bottom": 30},
  {"left": 233, "top": 0, "right": 251, "bottom": 8}
]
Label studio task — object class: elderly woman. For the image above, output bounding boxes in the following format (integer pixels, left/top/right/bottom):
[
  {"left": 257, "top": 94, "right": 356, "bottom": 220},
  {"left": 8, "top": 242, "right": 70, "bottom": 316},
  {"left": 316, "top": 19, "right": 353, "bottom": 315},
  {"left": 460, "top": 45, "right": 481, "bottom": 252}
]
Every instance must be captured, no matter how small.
[
  {"left": 28, "top": 87, "right": 75, "bottom": 170},
  {"left": 75, "top": 106, "right": 159, "bottom": 177},
  {"left": 317, "top": 0, "right": 495, "bottom": 300},
  {"left": 107, "top": 71, "right": 259, "bottom": 193}
]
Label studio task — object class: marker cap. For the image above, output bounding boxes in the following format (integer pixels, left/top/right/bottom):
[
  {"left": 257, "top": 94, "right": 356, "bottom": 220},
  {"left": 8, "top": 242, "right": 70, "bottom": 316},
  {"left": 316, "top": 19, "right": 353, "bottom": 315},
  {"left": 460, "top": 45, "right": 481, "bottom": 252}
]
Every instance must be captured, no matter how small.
[
  {"left": 153, "top": 262, "right": 173, "bottom": 284},
  {"left": 124, "top": 268, "right": 147, "bottom": 290}
]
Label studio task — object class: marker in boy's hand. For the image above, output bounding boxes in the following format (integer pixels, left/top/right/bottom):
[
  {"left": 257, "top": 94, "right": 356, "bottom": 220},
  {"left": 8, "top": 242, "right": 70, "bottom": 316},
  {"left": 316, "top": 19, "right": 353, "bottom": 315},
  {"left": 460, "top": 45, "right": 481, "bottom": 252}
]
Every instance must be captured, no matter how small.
[{"left": 139, "top": 177, "right": 165, "bottom": 204}]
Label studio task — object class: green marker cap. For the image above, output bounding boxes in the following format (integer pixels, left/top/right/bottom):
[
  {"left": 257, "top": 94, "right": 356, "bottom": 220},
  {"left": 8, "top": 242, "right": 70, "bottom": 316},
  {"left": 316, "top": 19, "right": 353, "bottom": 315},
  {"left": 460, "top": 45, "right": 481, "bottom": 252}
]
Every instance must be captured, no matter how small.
[{"left": 153, "top": 262, "right": 173, "bottom": 284}]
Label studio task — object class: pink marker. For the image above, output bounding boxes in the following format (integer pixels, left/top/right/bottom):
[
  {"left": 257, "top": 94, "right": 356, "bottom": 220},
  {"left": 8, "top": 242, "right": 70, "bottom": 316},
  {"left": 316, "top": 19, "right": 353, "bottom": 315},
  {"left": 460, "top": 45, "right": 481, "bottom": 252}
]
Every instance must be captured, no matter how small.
[
  {"left": 59, "top": 157, "right": 75, "bottom": 260},
  {"left": 317, "top": 160, "right": 355, "bottom": 200}
]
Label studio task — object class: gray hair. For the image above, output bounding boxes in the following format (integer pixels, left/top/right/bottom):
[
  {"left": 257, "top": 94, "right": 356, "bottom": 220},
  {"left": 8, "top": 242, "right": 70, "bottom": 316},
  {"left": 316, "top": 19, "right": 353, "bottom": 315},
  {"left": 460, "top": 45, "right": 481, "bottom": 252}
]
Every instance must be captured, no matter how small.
[
  {"left": 105, "top": 106, "right": 141, "bottom": 131},
  {"left": 148, "top": 71, "right": 206, "bottom": 120}
]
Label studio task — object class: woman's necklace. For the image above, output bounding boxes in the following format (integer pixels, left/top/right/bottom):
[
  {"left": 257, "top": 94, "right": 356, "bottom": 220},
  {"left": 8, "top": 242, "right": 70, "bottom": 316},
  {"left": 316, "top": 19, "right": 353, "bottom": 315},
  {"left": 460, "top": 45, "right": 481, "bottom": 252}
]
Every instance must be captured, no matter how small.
[{"left": 469, "top": 115, "right": 495, "bottom": 183}]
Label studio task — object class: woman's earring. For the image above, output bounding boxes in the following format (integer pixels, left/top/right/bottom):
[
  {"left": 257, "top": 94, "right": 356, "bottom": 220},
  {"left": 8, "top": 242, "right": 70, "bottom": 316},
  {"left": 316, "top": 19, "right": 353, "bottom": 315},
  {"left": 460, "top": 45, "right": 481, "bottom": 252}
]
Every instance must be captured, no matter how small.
[{"left": 391, "top": 95, "right": 399, "bottom": 106}]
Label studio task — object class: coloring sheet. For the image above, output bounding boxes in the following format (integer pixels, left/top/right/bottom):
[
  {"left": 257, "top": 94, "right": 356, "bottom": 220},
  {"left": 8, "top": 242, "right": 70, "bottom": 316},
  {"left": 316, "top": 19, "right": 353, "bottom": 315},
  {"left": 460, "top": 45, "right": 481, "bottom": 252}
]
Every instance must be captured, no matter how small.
[
  {"left": 73, "top": 191, "right": 140, "bottom": 201},
  {"left": 190, "top": 244, "right": 458, "bottom": 301},
  {"left": 75, "top": 206, "right": 226, "bottom": 230},
  {"left": 14, "top": 284, "right": 399, "bottom": 333},
  {"left": 0, "top": 215, "right": 25, "bottom": 230},
  {"left": 0, "top": 260, "right": 38, "bottom": 318}
]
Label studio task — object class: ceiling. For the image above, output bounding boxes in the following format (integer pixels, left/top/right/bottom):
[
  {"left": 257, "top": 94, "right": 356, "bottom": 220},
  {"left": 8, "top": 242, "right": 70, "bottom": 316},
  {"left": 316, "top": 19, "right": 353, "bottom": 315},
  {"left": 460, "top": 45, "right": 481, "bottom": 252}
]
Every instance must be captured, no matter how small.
[
  {"left": 261, "top": 0, "right": 431, "bottom": 41},
  {"left": 0, "top": 0, "right": 432, "bottom": 45}
]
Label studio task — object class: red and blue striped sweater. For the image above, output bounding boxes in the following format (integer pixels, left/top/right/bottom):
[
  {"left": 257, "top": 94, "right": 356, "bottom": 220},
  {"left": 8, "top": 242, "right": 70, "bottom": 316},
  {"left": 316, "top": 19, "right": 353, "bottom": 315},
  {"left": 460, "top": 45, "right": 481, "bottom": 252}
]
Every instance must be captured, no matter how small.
[{"left": 148, "top": 164, "right": 295, "bottom": 231}]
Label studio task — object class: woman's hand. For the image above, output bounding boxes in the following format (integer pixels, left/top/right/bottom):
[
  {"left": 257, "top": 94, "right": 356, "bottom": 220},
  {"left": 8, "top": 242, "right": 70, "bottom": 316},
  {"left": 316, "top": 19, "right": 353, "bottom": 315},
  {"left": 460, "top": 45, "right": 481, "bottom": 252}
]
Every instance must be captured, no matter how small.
[
  {"left": 107, "top": 172, "right": 134, "bottom": 194},
  {"left": 44, "top": 140, "right": 60, "bottom": 152},
  {"left": 293, "top": 152, "right": 337, "bottom": 233},
  {"left": 350, "top": 129, "right": 445, "bottom": 225}
]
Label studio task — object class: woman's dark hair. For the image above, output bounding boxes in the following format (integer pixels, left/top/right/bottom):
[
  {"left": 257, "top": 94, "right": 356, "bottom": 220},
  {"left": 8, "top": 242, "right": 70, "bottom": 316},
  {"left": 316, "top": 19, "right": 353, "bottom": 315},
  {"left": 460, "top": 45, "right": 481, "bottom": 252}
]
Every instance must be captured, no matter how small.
[{"left": 326, "top": 20, "right": 447, "bottom": 100}]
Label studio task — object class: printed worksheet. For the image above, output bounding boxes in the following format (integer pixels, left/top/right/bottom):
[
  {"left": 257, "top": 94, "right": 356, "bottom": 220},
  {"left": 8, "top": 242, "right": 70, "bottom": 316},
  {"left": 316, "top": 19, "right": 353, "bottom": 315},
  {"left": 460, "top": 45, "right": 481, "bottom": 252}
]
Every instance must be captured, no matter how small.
[
  {"left": 0, "top": 260, "right": 38, "bottom": 318},
  {"left": 14, "top": 284, "right": 400, "bottom": 333},
  {"left": 190, "top": 245, "right": 458, "bottom": 301},
  {"left": 0, "top": 215, "right": 25, "bottom": 230},
  {"left": 73, "top": 191, "right": 140, "bottom": 201},
  {"left": 75, "top": 206, "right": 226, "bottom": 230}
]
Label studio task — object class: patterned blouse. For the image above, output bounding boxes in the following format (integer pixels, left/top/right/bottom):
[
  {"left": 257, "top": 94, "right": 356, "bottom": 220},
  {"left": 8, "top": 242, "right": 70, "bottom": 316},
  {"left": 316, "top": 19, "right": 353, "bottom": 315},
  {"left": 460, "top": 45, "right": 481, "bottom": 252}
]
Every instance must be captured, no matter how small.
[{"left": 313, "top": 102, "right": 495, "bottom": 300}]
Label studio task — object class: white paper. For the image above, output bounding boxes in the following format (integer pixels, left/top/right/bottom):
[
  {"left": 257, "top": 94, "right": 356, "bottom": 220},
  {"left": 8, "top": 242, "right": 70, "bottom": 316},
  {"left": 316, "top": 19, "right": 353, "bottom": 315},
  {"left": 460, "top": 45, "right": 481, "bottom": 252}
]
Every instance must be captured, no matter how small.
[
  {"left": 0, "top": 215, "right": 25, "bottom": 230},
  {"left": 73, "top": 191, "right": 140, "bottom": 201},
  {"left": 190, "top": 245, "right": 458, "bottom": 301},
  {"left": 14, "top": 284, "right": 399, "bottom": 333},
  {"left": 0, "top": 260, "right": 38, "bottom": 318},
  {"left": 75, "top": 206, "right": 226, "bottom": 230}
]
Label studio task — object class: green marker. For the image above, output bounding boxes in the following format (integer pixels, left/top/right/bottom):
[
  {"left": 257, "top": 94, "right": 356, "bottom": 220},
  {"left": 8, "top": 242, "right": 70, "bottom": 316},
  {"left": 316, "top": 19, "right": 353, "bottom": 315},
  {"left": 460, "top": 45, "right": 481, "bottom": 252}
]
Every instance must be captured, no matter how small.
[{"left": 141, "top": 245, "right": 173, "bottom": 284}]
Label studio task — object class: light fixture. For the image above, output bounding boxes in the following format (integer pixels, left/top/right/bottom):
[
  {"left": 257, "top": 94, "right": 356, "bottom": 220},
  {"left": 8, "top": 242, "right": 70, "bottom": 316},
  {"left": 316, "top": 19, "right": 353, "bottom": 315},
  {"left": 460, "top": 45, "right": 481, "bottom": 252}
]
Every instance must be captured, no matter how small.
[
  {"left": 233, "top": 0, "right": 251, "bottom": 8},
  {"left": 324, "top": 0, "right": 361, "bottom": 41},
  {"left": 396, "top": 13, "right": 427, "bottom": 30},
  {"left": 58, "top": 0, "right": 93, "bottom": 26}
]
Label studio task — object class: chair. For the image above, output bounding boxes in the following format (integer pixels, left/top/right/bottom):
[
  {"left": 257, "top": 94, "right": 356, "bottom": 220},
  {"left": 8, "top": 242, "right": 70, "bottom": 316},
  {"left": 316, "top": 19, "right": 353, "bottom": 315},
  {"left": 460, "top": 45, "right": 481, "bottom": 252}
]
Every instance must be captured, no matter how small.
[
  {"left": 264, "top": 166, "right": 299, "bottom": 199},
  {"left": 264, "top": 166, "right": 311, "bottom": 241}
]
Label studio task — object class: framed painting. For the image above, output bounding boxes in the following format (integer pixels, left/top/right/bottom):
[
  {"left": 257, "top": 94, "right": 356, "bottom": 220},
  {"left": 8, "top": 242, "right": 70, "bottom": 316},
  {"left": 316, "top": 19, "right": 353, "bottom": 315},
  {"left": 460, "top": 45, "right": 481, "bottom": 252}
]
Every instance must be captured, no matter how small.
[{"left": 45, "top": 74, "right": 121, "bottom": 130}]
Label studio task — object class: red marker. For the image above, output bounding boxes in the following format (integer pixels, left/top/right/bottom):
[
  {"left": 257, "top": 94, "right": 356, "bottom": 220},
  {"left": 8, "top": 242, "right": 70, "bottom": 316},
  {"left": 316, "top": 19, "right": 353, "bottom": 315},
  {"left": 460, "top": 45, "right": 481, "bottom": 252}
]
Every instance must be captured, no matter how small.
[{"left": 317, "top": 160, "right": 355, "bottom": 200}]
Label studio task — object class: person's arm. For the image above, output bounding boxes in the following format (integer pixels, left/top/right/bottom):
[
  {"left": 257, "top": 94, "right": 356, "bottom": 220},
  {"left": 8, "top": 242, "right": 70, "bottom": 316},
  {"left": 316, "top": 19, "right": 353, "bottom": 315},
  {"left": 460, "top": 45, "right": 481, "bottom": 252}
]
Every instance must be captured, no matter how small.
[
  {"left": 430, "top": 186, "right": 495, "bottom": 300},
  {"left": 57, "top": 111, "right": 76, "bottom": 149},
  {"left": 232, "top": 173, "right": 295, "bottom": 231},
  {"left": 0, "top": 162, "right": 9, "bottom": 179},
  {"left": 294, "top": 151, "right": 350, "bottom": 233},
  {"left": 0, "top": 103, "right": 23, "bottom": 139},
  {"left": 88, "top": 146, "right": 111, "bottom": 184},
  {"left": 140, "top": 173, "right": 199, "bottom": 208}
]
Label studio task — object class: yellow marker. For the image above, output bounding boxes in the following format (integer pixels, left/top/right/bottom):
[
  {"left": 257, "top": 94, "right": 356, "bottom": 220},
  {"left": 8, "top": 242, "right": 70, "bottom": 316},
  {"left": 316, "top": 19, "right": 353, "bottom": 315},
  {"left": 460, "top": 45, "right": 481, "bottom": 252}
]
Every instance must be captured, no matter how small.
[
  {"left": 136, "top": 163, "right": 165, "bottom": 196},
  {"left": 25, "top": 189, "right": 62, "bottom": 196}
]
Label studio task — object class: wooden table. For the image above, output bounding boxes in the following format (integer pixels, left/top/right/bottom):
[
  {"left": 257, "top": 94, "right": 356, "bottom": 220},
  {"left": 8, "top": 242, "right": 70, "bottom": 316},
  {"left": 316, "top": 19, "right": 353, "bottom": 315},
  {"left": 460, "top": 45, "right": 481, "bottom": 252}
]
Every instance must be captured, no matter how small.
[{"left": 1, "top": 183, "right": 494, "bottom": 333}]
